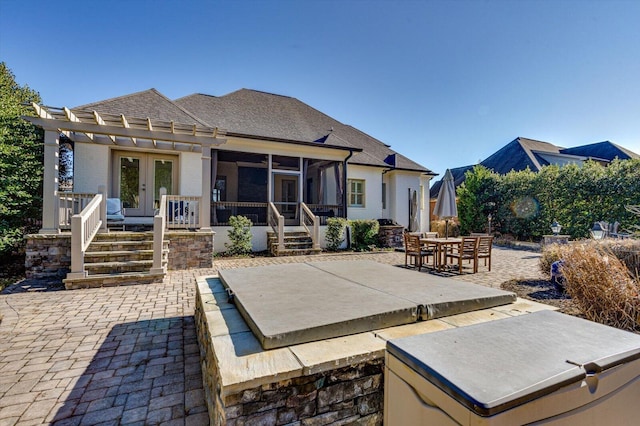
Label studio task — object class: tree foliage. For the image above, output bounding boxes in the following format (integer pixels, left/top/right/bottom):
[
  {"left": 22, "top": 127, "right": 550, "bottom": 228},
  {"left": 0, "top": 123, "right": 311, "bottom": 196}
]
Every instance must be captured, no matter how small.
[
  {"left": 224, "top": 215, "right": 253, "bottom": 255},
  {"left": 457, "top": 159, "right": 640, "bottom": 240},
  {"left": 0, "top": 62, "right": 43, "bottom": 258}
]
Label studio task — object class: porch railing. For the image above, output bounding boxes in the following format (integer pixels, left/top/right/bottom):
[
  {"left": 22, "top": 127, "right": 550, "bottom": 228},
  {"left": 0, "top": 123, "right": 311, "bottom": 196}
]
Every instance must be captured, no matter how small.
[
  {"left": 68, "top": 193, "right": 103, "bottom": 279},
  {"left": 305, "top": 204, "right": 344, "bottom": 225},
  {"left": 212, "top": 202, "right": 268, "bottom": 225},
  {"left": 150, "top": 193, "right": 167, "bottom": 274},
  {"left": 58, "top": 192, "right": 98, "bottom": 229},
  {"left": 300, "top": 202, "right": 320, "bottom": 249},
  {"left": 165, "top": 195, "right": 201, "bottom": 229},
  {"left": 268, "top": 202, "right": 285, "bottom": 252}
]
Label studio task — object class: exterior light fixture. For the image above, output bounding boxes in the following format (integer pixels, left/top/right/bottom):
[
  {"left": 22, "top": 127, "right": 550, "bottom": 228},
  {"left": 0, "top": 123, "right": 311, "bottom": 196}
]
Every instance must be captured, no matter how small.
[
  {"left": 551, "top": 220, "right": 562, "bottom": 236},
  {"left": 590, "top": 222, "right": 605, "bottom": 240}
]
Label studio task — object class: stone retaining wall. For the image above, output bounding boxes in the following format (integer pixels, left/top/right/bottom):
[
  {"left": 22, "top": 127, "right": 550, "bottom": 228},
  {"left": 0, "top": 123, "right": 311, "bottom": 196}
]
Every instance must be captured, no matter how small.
[
  {"left": 195, "top": 292, "right": 384, "bottom": 425},
  {"left": 166, "top": 231, "right": 214, "bottom": 270},
  {"left": 24, "top": 234, "right": 72, "bottom": 279}
]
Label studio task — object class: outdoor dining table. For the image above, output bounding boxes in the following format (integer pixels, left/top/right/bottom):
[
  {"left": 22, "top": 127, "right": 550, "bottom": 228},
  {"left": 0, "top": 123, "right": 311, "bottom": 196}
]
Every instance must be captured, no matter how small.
[{"left": 420, "top": 237, "right": 463, "bottom": 272}]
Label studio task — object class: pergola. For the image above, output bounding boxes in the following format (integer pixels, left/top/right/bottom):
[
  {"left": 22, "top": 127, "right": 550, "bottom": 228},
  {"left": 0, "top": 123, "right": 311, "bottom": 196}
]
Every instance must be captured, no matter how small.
[{"left": 24, "top": 103, "right": 227, "bottom": 233}]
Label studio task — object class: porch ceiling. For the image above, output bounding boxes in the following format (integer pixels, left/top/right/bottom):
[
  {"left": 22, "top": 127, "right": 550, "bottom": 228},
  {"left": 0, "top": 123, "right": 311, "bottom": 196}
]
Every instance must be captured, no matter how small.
[{"left": 24, "top": 103, "right": 227, "bottom": 152}]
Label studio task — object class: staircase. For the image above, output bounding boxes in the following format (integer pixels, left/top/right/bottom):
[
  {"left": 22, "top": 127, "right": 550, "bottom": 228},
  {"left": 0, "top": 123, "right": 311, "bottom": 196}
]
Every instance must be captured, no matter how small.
[
  {"left": 267, "top": 230, "right": 322, "bottom": 257},
  {"left": 63, "top": 232, "right": 168, "bottom": 290}
]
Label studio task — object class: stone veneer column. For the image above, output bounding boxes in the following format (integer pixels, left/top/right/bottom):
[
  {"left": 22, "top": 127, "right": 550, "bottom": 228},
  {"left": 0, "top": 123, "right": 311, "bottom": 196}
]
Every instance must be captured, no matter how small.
[{"left": 40, "top": 130, "right": 60, "bottom": 234}]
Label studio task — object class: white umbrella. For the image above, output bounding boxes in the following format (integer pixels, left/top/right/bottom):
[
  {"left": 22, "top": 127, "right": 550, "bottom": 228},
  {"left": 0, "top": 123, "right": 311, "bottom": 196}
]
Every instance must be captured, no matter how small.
[{"left": 433, "top": 169, "right": 458, "bottom": 238}]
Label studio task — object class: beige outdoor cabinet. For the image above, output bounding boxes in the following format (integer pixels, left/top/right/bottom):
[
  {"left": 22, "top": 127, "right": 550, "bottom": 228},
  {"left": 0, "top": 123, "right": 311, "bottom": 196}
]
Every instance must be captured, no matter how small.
[{"left": 384, "top": 311, "right": 640, "bottom": 425}]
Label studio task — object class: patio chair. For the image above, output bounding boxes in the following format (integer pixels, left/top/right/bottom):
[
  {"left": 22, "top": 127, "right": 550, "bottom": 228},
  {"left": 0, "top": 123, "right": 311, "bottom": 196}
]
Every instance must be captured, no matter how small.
[
  {"left": 404, "top": 233, "right": 434, "bottom": 272},
  {"left": 476, "top": 235, "right": 494, "bottom": 271},
  {"left": 446, "top": 236, "right": 479, "bottom": 274},
  {"left": 106, "top": 198, "right": 125, "bottom": 230}
]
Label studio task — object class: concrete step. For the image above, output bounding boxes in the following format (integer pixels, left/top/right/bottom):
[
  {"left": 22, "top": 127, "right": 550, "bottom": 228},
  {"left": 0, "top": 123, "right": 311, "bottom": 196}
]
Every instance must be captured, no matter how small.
[
  {"left": 87, "top": 240, "right": 168, "bottom": 251},
  {"left": 64, "top": 271, "right": 165, "bottom": 290}
]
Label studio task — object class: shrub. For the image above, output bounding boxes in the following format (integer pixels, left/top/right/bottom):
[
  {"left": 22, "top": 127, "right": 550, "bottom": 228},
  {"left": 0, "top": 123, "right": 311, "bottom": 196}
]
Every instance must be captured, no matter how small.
[
  {"left": 350, "top": 219, "right": 379, "bottom": 251},
  {"left": 429, "top": 220, "right": 460, "bottom": 238},
  {"left": 539, "top": 243, "right": 567, "bottom": 276},
  {"left": 325, "top": 217, "right": 348, "bottom": 251},
  {"left": 225, "top": 215, "right": 252, "bottom": 255},
  {"left": 560, "top": 241, "right": 640, "bottom": 331}
]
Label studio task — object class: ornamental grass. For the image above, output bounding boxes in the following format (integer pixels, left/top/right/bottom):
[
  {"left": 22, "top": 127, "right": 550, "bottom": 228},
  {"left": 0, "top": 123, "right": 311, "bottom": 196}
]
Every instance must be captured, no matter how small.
[{"left": 559, "top": 241, "right": 640, "bottom": 331}]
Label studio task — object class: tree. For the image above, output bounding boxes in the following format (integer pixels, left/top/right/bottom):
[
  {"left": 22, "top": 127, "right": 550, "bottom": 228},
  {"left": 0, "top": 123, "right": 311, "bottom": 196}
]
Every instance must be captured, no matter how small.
[{"left": 0, "top": 62, "right": 43, "bottom": 259}]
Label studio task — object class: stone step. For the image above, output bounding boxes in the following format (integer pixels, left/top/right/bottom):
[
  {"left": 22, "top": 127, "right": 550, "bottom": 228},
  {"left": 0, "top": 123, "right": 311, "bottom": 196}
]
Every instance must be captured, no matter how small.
[
  {"left": 88, "top": 240, "right": 168, "bottom": 251},
  {"left": 267, "top": 231, "right": 310, "bottom": 238},
  {"left": 64, "top": 271, "right": 165, "bottom": 290},
  {"left": 84, "top": 249, "right": 168, "bottom": 263},
  {"left": 93, "top": 232, "right": 154, "bottom": 242},
  {"left": 271, "top": 247, "right": 323, "bottom": 257},
  {"left": 85, "top": 260, "right": 155, "bottom": 275}
]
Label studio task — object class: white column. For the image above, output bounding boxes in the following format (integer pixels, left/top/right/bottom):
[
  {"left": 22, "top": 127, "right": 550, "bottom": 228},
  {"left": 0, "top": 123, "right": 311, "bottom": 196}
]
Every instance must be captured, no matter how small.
[
  {"left": 267, "top": 153, "right": 273, "bottom": 202},
  {"left": 199, "top": 143, "right": 212, "bottom": 231},
  {"left": 40, "top": 130, "right": 60, "bottom": 234}
]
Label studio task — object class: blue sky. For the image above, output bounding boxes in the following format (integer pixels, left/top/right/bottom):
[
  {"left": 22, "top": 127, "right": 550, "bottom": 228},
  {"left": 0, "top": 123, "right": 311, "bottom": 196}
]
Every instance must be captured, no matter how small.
[{"left": 2, "top": 0, "right": 639, "bottom": 178}]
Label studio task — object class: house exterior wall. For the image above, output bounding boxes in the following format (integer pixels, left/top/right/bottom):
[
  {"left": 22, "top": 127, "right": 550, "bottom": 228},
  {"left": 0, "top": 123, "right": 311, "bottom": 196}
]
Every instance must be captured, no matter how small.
[
  {"left": 386, "top": 170, "right": 424, "bottom": 231},
  {"left": 179, "top": 152, "right": 202, "bottom": 196},
  {"left": 74, "top": 143, "right": 109, "bottom": 193},
  {"left": 346, "top": 165, "right": 384, "bottom": 221}
]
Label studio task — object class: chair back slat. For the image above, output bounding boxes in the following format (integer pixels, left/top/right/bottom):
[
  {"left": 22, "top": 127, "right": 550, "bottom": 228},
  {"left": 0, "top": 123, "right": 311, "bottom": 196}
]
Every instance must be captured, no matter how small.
[{"left": 477, "top": 236, "right": 493, "bottom": 255}]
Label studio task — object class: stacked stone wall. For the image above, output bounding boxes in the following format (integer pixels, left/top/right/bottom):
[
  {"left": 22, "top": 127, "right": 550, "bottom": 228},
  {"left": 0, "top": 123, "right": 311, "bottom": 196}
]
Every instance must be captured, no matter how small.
[
  {"left": 194, "top": 289, "right": 384, "bottom": 425},
  {"left": 24, "top": 234, "right": 72, "bottom": 279},
  {"left": 166, "top": 231, "right": 214, "bottom": 270}
]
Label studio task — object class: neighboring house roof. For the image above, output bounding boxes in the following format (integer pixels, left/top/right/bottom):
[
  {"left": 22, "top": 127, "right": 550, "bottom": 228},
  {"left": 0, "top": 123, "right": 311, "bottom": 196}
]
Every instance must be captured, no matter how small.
[
  {"left": 560, "top": 141, "right": 639, "bottom": 161},
  {"left": 430, "top": 137, "right": 640, "bottom": 198},
  {"left": 175, "top": 89, "right": 433, "bottom": 173},
  {"left": 429, "top": 165, "right": 473, "bottom": 198},
  {"left": 481, "top": 137, "right": 562, "bottom": 174},
  {"left": 76, "top": 87, "right": 433, "bottom": 174}
]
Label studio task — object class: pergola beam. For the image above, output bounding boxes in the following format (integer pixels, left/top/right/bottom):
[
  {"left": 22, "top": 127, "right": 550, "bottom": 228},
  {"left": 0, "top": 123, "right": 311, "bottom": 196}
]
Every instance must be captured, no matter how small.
[
  {"left": 64, "top": 107, "right": 93, "bottom": 140},
  {"left": 93, "top": 111, "right": 116, "bottom": 143}
]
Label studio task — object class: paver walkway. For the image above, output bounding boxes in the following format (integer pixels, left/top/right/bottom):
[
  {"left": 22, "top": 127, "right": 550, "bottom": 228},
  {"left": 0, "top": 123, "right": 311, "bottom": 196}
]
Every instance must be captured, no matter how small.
[{"left": 0, "top": 247, "right": 544, "bottom": 425}]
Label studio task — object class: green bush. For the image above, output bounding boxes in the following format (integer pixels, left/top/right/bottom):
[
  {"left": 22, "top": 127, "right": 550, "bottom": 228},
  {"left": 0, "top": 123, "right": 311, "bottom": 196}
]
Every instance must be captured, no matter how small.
[
  {"left": 325, "top": 217, "right": 348, "bottom": 251},
  {"left": 457, "top": 159, "right": 640, "bottom": 241},
  {"left": 350, "top": 219, "right": 379, "bottom": 251},
  {"left": 225, "top": 215, "right": 252, "bottom": 255}
]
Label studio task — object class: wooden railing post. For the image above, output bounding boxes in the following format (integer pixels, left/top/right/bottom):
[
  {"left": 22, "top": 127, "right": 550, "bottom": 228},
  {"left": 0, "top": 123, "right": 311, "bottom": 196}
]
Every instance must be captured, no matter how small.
[
  {"left": 278, "top": 215, "right": 285, "bottom": 252},
  {"left": 151, "top": 191, "right": 167, "bottom": 274},
  {"left": 67, "top": 214, "right": 87, "bottom": 279},
  {"left": 98, "top": 185, "right": 107, "bottom": 233}
]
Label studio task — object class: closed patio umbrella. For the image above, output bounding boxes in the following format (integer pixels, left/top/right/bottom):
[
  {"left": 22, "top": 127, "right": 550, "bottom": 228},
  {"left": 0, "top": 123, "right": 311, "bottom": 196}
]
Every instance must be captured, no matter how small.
[{"left": 433, "top": 169, "right": 458, "bottom": 238}]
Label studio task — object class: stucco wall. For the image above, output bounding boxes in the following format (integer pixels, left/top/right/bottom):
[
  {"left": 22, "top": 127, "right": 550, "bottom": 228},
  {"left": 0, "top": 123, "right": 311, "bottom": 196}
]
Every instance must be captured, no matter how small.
[
  {"left": 74, "top": 143, "right": 109, "bottom": 193},
  {"left": 179, "top": 152, "right": 202, "bottom": 196},
  {"left": 386, "top": 170, "right": 424, "bottom": 231},
  {"left": 346, "top": 165, "right": 384, "bottom": 221}
]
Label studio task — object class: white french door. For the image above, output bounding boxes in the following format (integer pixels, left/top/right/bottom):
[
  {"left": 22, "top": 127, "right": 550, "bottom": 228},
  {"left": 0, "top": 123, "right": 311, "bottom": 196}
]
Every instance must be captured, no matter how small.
[{"left": 112, "top": 151, "right": 178, "bottom": 216}]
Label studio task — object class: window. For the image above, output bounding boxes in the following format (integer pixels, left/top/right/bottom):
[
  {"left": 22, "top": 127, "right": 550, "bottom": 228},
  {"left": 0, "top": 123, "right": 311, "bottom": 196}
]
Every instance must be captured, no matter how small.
[{"left": 348, "top": 179, "right": 365, "bottom": 207}]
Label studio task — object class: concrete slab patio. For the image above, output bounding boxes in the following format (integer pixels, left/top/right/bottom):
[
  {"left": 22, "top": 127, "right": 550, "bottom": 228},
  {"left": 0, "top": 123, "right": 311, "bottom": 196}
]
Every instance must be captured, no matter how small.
[{"left": 0, "top": 247, "right": 545, "bottom": 425}]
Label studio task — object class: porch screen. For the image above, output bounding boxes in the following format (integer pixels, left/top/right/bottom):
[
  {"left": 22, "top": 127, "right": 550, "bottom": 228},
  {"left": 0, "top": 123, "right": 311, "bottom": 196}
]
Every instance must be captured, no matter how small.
[{"left": 238, "top": 167, "right": 267, "bottom": 202}]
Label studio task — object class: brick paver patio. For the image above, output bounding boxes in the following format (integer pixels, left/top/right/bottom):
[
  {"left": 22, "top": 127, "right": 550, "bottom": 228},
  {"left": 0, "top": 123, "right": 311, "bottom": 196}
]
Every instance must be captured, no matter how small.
[{"left": 0, "top": 247, "right": 544, "bottom": 425}]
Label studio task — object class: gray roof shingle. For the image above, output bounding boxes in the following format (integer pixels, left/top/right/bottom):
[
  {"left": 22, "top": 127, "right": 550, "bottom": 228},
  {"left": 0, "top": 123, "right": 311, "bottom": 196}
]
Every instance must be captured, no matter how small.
[{"left": 175, "top": 89, "right": 433, "bottom": 173}]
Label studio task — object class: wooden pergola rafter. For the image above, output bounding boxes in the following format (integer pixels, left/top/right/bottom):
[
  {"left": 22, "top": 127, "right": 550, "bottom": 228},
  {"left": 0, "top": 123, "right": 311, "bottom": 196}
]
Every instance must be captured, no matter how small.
[{"left": 26, "top": 103, "right": 227, "bottom": 152}]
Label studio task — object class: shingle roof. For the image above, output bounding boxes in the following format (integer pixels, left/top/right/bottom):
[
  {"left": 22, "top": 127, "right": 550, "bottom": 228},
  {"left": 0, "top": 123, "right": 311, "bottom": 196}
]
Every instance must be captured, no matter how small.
[
  {"left": 75, "top": 88, "right": 207, "bottom": 126},
  {"left": 560, "top": 141, "right": 639, "bottom": 161},
  {"left": 429, "top": 137, "right": 640, "bottom": 198},
  {"left": 429, "top": 165, "right": 474, "bottom": 198},
  {"left": 481, "top": 137, "right": 561, "bottom": 174},
  {"left": 175, "top": 89, "right": 433, "bottom": 173}
]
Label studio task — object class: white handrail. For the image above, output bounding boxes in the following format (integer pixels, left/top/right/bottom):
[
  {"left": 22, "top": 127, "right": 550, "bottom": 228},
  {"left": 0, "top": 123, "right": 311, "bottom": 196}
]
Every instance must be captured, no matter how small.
[
  {"left": 151, "top": 193, "right": 167, "bottom": 274},
  {"left": 165, "top": 195, "right": 201, "bottom": 229},
  {"left": 68, "top": 193, "right": 103, "bottom": 279},
  {"left": 268, "top": 202, "right": 285, "bottom": 252},
  {"left": 300, "top": 202, "right": 320, "bottom": 249},
  {"left": 58, "top": 192, "right": 98, "bottom": 229}
]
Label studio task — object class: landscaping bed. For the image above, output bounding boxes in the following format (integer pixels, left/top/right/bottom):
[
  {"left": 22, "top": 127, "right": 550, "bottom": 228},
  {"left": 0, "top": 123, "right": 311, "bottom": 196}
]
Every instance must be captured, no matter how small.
[{"left": 501, "top": 279, "right": 582, "bottom": 317}]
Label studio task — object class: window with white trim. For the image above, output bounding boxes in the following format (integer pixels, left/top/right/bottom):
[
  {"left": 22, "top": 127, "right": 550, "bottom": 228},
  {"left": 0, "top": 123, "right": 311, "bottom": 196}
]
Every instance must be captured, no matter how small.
[{"left": 348, "top": 179, "right": 365, "bottom": 207}]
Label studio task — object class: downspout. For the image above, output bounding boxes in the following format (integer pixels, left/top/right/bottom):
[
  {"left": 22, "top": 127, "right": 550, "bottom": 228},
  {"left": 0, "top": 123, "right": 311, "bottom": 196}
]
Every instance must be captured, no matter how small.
[
  {"left": 381, "top": 168, "right": 391, "bottom": 219},
  {"left": 343, "top": 150, "right": 354, "bottom": 248},
  {"left": 342, "top": 150, "right": 354, "bottom": 218}
]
